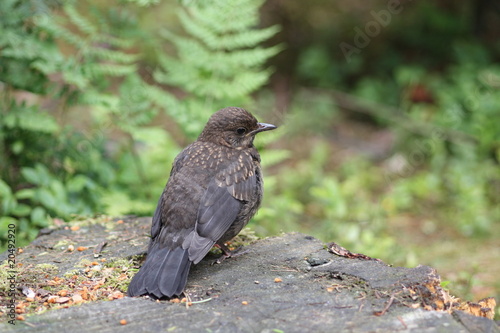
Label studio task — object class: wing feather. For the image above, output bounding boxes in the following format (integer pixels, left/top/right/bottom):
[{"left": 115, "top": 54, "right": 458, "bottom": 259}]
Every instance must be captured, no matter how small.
[{"left": 184, "top": 154, "right": 257, "bottom": 264}]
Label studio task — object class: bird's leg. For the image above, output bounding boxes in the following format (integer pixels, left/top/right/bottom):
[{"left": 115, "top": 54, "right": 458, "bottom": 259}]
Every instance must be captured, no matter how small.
[
  {"left": 213, "top": 243, "right": 249, "bottom": 265},
  {"left": 213, "top": 243, "right": 232, "bottom": 264}
]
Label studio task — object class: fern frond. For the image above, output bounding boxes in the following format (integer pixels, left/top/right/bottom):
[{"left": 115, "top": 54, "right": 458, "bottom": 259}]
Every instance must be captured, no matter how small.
[
  {"left": 213, "top": 46, "right": 283, "bottom": 71},
  {"left": 94, "top": 34, "right": 135, "bottom": 49},
  {"left": 79, "top": 90, "right": 120, "bottom": 110},
  {"left": 35, "top": 14, "right": 86, "bottom": 50},
  {"left": 122, "top": 0, "right": 160, "bottom": 7},
  {"left": 64, "top": 3, "right": 97, "bottom": 36},
  {"left": 86, "top": 47, "right": 139, "bottom": 63},
  {"left": 178, "top": 10, "right": 280, "bottom": 50},
  {"left": 155, "top": 0, "right": 280, "bottom": 139},
  {"left": 60, "top": 58, "right": 89, "bottom": 89},
  {"left": 4, "top": 102, "right": 60, "bottom": 133},
  {"left": 85, "top": 63, "right": 137, "bottom": 79},
  {"left": 186, "top": 0, "right": 265, "bottom": 34},
  {"left": 197, "top": 70, "right": 272, "bottom": 99},
  {"left": 214, "top": 27, "right": 281, "bottom": 50},
  {"left": 1, "top": 31, "right": 54, "bottom": 60}
]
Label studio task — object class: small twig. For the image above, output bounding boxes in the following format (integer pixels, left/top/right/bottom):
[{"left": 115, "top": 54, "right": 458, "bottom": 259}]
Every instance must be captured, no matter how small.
[
  {"left": 93, "top": 241, "right": 107, "bottom": 257},
  {"left": 120, "top": 236, "right": 141, "bottom": 243},
  {"left": 183, "top": 292, "right": 192, "bottom": 309},
  {"left": 331, "top": 305, "right": 353, "bottom": 309},
  {"left": 328, "top": 242, "right": 382, "bottom": 262},
  {"left": 358, "top": 301, "right": 365, "bottom": 312},
  {"left": 373, "top": 294, "right": 396, "bottom": 316},
  {"left": 189, "top": 297, "right": 213, "bottom": 304},
  {"left": 417, "top": 287, "right": 427, "bottom": 308},
  {"left": 270, "top": 265, "right": 300, "bottom": 272},
  {"left": 397, "top": 316, "right": 408, "bottom": 329},
  {"left": 356, "top": 292, "right": 367, "bottom": 300}
]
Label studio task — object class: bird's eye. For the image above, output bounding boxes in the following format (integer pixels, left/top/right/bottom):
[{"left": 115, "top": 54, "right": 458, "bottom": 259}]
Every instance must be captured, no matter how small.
[{"left": 236, "top": 127, "right": 247, "bottom": 135}]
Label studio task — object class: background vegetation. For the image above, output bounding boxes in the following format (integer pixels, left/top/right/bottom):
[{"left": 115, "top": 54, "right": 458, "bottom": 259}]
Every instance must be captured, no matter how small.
[{"left": 1, "top": 0, "right": 498, "bottom": 314}]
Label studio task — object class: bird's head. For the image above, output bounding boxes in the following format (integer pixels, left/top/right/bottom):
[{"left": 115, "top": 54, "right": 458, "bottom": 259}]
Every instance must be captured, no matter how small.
[{"left": 198, "top": 107, "right": 277, "bottom": 149}]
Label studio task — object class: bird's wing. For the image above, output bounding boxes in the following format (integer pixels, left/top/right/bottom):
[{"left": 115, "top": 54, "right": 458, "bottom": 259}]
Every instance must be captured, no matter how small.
[
  {"left": 150, "top": 195, "right": 163, "bottom": 239},
  {"left": 184, "top": 153, "right": 257, "bottom": 264}
]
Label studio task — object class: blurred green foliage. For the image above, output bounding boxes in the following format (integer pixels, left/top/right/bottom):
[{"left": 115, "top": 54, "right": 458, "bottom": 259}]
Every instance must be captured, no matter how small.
[
  {"left": 386, "top": 57, "right": 500, "bottom": 236},
  {"left": 258, "top": 1, "right": 499, "bottom": 279}
]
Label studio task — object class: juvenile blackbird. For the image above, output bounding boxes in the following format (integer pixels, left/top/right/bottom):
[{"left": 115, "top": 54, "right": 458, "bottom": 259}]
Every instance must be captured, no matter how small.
[{"left": 127, "top": 107, "right": 277, "bottom": 299}]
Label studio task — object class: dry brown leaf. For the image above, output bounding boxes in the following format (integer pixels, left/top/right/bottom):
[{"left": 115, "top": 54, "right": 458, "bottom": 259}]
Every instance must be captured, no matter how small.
[
  {"left": 47, "top": 296, "right": 58, "bottom": 304},
  {"left": 72, "top": 294, "right": 83, "bottom": 304},
  {"left": 55, "top": 297, "right": 70, "bottom": 304}
]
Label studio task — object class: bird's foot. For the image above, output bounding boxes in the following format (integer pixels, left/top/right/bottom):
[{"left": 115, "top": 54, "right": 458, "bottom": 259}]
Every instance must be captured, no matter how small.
[{"left": 212, "top": 244, "right": 249, "bottom": 265}]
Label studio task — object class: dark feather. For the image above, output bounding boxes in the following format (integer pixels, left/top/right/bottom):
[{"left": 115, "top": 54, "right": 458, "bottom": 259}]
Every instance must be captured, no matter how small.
[
  {"left": 183, "top": 179, "right": 244, "bottom": 263},
  {"left": 128, "top": 243, "right": 191, "bottom": 299},
  {"left": 150, "top": 196, "right": 163, "bottom": 240}
]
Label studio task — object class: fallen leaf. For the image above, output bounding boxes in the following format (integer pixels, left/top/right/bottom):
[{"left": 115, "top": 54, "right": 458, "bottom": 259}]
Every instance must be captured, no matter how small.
[
  {"left": 72, "top": 294, "right": 83, "bottom": 304},
  {"left": 37, "top": 288, "right": 51, "bottom": 297},
  {"left": 109, "top": 291, "right": 124, "bottom": 300},
  {"left": 21, "top": 286, "right": 36, "bottom": 299},
  {"left": 55, "top": 297, "right": 70, "bottom": 304},
  {"left": 80, "top": 287, "right": 89, "bottom": 300},
  {"left": 47, "top": 296, "right": 58, "bottom": 304}
]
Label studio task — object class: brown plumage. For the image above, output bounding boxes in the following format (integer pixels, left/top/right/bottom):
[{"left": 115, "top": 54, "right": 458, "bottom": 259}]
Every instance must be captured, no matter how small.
[{"left": 127, "top": 107, "right": 277, "bottom": 299}]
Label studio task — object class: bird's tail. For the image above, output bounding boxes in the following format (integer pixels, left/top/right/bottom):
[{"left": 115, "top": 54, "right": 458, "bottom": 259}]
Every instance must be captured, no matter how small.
[{"left": 127, "top": 244, "right": 191, "bottom": 299}]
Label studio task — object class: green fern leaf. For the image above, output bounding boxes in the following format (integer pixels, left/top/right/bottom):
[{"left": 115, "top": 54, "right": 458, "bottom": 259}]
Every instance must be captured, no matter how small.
[
  {"left": 64, "top": 4, "right": 97, "bottom": 36},
  {"left": 179, "top": 10, "right": 280, "bottom": 50}
]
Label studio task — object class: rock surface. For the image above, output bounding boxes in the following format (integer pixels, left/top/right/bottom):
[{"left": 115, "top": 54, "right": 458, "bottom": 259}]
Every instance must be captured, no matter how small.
[{"left": 0, "top": 217, "right": 498, "bottom": 332}]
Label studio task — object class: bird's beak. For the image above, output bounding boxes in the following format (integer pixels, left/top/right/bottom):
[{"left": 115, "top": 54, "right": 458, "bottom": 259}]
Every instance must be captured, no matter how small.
[{"left": 253, "top": 122, "right": 277, "bottom": 134}]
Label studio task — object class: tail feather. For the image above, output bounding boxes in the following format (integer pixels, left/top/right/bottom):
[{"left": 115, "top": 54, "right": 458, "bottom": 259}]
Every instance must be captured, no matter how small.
[
  {"left": 128, "top": 245, "right": 191, "bottom": 299},
  {"left": 159, "top": 249, "right": 191, "bottom": 296}
]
